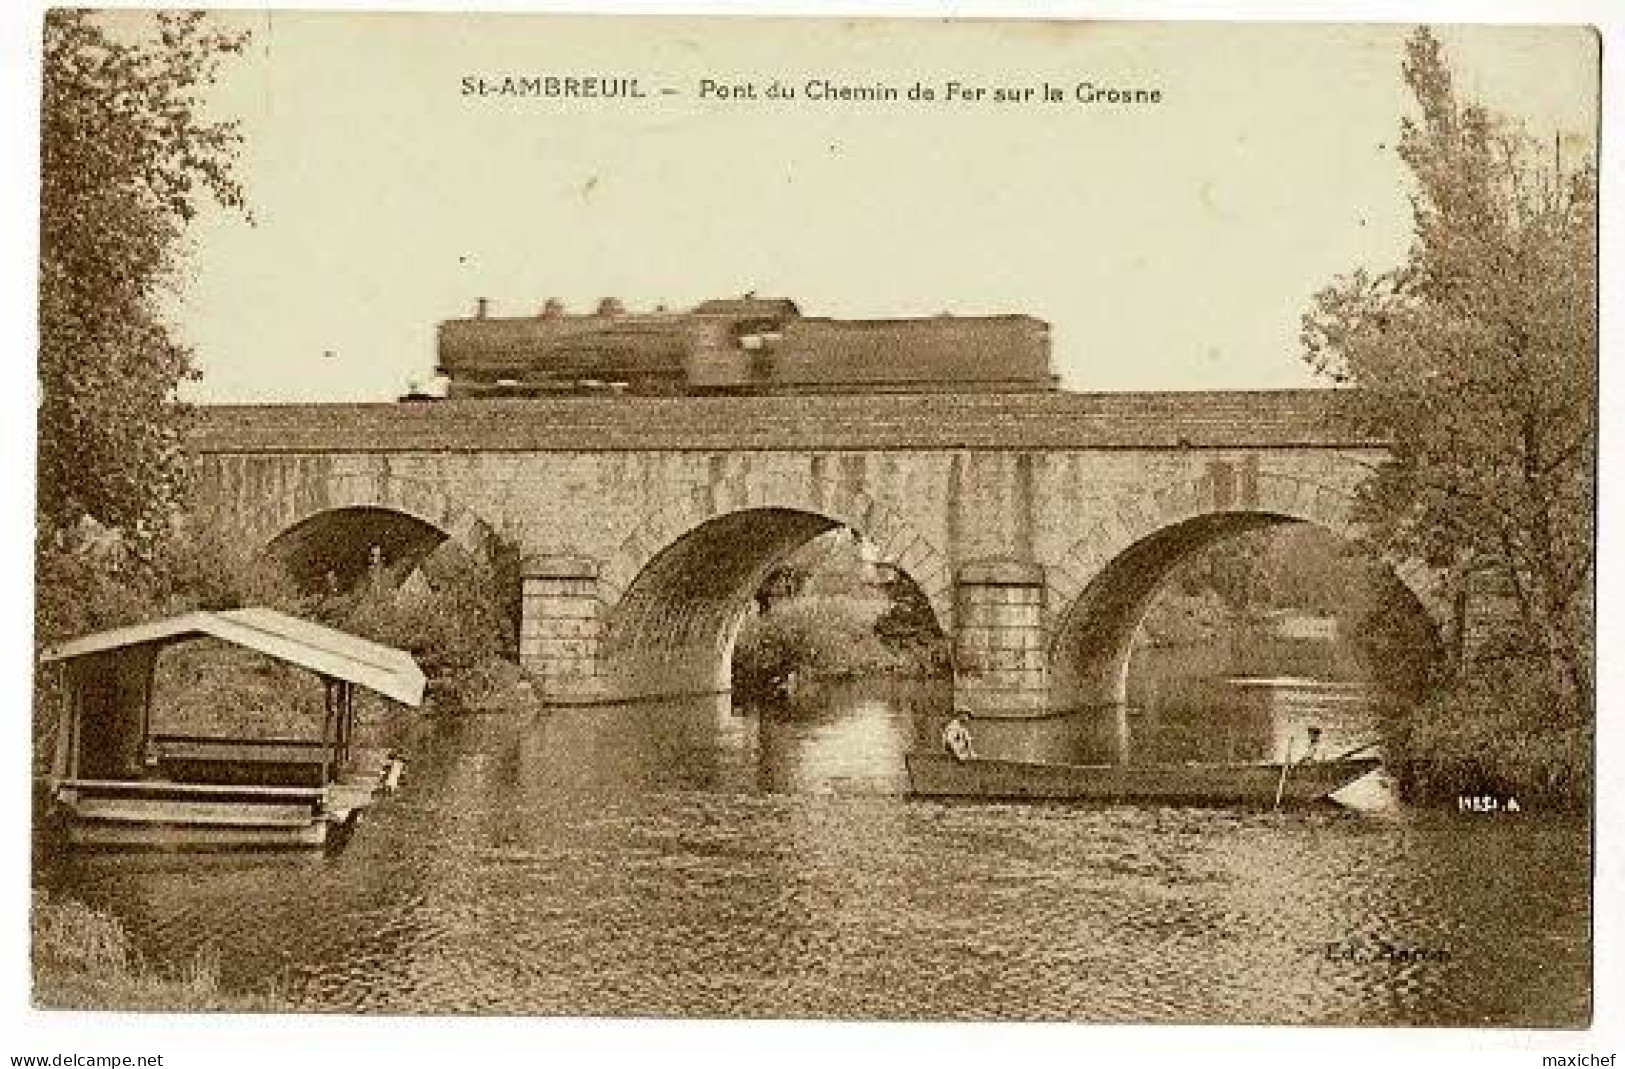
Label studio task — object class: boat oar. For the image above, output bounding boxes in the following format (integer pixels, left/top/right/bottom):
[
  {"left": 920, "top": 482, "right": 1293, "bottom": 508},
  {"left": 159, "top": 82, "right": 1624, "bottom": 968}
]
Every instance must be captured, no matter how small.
[{"left": 1273, "top": 735, "right": 1297, "bottom": 810}]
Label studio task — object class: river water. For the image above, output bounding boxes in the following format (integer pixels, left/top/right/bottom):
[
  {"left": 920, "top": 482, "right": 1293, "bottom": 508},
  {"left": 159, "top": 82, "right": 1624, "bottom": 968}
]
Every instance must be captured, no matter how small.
[{"left": 39, "top": 669, "right": 1591, "bottom": 1025}]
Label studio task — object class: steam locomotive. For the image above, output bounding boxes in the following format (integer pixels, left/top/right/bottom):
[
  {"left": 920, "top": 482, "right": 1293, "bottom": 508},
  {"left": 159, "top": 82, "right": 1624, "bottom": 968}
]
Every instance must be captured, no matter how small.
[{"left": 433, "top": 297, "right": 1056, "bottom": 398}]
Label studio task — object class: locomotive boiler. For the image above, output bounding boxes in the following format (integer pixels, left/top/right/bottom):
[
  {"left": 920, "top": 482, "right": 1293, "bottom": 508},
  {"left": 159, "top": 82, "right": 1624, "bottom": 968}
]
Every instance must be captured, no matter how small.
[{"left": 434, "top": 297, "right": 1056, "bottom": 397}]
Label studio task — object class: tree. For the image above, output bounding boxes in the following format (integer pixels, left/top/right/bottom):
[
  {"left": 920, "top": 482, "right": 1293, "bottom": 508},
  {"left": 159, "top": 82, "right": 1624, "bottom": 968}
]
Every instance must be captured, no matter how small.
[
  {"left": 1171, "top": 529, "right": 1272, "bottom": 615},
  {"left": 1301, "top": 28, "right": 1596, "bottom": 716},
  {"left": 38, "top": 11, "right": 249, "bottom": 549}
]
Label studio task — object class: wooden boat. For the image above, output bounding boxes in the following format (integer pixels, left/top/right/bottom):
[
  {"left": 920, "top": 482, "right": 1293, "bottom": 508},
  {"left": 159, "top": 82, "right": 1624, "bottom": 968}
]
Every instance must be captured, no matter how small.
[
  {"left": 904, "top": 750, "right": 1381, "bottom": 805},
  {"left": 39, "top": 608, "right": 425, "bottom": 851}
]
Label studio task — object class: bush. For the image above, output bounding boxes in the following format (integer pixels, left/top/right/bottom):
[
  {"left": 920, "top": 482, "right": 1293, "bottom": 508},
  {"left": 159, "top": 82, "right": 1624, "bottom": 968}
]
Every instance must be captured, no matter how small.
[
  {"left": 309, "top": 547, "right": 524, "bottom": 713},
  {"left": 36, "top": 519, "right": 307, "bottom": 644},
  {"left": 150, "top": 640, "right": 329, "bottom": 738},
  {"left": 35, "top": 529, "right": 159, "bottom": 647},
  {"left": 1135, "top": 588, "right": 1229, "bottom": 647},
  {"left": 149, "top": 520, "right": 308, "bottom": 615},
  {"left": 873, "top": 575, "right": 951, "bottom": 674},
  {"left": 732, "top": 595, "right": 901, "bottom": 700},
  {"left": 1383, "top": 661, "right": 1592, "bottom": 810}
]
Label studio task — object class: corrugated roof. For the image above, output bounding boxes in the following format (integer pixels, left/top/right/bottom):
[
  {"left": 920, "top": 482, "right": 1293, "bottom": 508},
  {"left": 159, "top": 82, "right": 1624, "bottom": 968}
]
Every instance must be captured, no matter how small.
[{"left": 40, "top": 608, "right": 426, "bottom": 707}]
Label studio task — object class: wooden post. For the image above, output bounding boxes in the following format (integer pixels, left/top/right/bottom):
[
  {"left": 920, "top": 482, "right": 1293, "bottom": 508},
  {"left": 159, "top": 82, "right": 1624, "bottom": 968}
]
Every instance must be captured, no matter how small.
[
  {"left": 321, "top": 678, "right": 338, "bottom": 785},
  {"left": 337, "top": 681, "right": 354, "bottom": 767},
  {"left": 136, "top": 647, "right": 157, "bottom": 775},
  {"left": 53, "top": 664, "right": 75, "bottom": 781}
]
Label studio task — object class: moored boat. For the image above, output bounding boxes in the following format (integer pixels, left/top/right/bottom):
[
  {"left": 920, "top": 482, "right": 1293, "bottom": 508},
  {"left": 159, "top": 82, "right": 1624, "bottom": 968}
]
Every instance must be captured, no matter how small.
[{"left": 904, "top": 750, "right": 1381, "bottom": 805}]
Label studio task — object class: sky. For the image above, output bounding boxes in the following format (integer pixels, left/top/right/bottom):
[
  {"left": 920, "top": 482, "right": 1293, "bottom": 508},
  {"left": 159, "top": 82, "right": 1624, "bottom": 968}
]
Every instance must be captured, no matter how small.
[{"left": 147, "top": 15, "right": 1599, "bottom": 402}]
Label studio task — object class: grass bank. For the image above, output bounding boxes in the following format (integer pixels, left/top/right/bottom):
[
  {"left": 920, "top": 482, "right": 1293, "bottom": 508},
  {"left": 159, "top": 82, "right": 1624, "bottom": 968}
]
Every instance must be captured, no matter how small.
[
  {"left": 31, "top": 891, "right": 287, "bottom": 1012},
  {"left": 1381, "top": 665, "right": 1593, "bottom": 812}
]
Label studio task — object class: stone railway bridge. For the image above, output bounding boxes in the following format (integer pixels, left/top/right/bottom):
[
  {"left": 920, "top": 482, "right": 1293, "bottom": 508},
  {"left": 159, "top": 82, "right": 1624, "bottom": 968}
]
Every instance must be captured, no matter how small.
[{"left": 188, "top": 390, "right": 1456, "bottom": 749}]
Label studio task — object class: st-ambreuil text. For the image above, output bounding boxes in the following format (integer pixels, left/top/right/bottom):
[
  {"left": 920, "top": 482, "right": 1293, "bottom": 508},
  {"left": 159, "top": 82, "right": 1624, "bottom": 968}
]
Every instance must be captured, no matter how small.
[{"left": 462, "top": 75, "right": 646, "bottom": 98}]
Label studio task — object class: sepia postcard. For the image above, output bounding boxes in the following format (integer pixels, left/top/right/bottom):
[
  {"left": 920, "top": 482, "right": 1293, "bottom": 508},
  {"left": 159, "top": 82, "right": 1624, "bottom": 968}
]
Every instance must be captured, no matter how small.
[{"left": 12, "top": 4, "right": 1615, "bottom": 1062}]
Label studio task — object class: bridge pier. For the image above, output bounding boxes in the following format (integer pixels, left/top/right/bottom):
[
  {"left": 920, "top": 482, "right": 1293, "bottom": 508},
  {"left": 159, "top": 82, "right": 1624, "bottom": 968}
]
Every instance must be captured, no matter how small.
[
  {"left": 518, "top": 556, "right": 605, "bottom": 702},
  {"left": 952, "top": 561, "right": 1049, "bottom": 718}
]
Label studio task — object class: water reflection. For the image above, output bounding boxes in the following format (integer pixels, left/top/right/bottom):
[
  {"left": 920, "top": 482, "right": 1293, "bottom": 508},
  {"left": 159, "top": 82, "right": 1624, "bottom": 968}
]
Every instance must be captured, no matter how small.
[
  {"left": 925, "top": 650, "right": 1386, "bottom": 770},
  {"left": 38, "top": 667, "right": 1589, "bottom": 1025}
]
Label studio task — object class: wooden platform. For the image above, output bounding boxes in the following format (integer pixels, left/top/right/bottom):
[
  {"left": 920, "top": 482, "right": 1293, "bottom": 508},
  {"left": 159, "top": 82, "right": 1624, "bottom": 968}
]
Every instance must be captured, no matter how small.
[{"left": 51, "top": 755, "right": 403, "bottom": 851}]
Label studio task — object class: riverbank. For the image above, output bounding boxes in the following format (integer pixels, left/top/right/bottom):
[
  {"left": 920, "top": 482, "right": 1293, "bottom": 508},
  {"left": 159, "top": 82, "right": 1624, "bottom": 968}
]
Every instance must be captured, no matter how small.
[{"left": 31, "top": 891, "right": 286, "bottom": 1012}]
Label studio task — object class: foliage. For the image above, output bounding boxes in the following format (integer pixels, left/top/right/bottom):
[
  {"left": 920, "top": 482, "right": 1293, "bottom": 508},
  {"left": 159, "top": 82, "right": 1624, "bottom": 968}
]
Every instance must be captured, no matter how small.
[
  {"left": 148, "top": 519, "right": 308, "bottom": 614},
  {"left": 35, "top": 13, "right": 261, "bottom": 755},
  {"left": 873, "top": 572, "right": 950, "bottom": 672},
  {"left": 1136, "top": 586, "right": 1229, "bottom": 647},
  {"left": 1381, "top": 662, "right": 1592, "bottom": 810},
  {"left": 740, "top": 530, "right": 950, "bottom": 699},
  {"left": 1301, "top": 28, "right": 1596, "bottom": 715},
  {"left": 1168, "top": 529, "right": 1273, "bottom": 616},
  {"left": 757, "top": 529, "right": 873, "bottom": 610},
  {"left": 1345, "top": 566, "right": 1445, "bottom": 699},
  {"left": 34, "top": 522, "right": 319, "bottom": 768},
  {"left": 317, "top": 555, "right": 513, "bottom": 677},
  {"left": 308, "top": 547, "right": 525, "bottom": 711},
  {"left": 1138, "top": 526, "right": 1433, "bottom": 675},
  {"left": 33, "top": 519, "right": 302, "bottom": 649},
  {"left": 732, "top": 596, "right": 902, "bottom": 700},
  {"left": 38, "top": 11, "right": 249, "bottom": 549},
  {"left": 34, "top": 528, "right": 160, "bottom": 650},
  {"left": 151, "top": 641, "right": 329, "bottom": 739}
]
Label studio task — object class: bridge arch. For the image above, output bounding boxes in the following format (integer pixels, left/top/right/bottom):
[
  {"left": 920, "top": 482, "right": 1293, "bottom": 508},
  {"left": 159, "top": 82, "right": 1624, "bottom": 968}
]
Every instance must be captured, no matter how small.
[
  {"left": 596, "top": 474, "right": 953, "bottom": 699},
  {"left": 244, "top": 474, "right": 503, "bottom": 591},
  {"left": 1045, "top": 463, "right": 1448, "bottom": 710}
]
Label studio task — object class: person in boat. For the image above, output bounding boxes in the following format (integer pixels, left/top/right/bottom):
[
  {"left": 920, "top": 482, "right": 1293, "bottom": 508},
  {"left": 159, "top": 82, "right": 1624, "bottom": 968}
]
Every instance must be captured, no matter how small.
[{"left": 941, "top": 711, "right": 976, "bottom": 761}]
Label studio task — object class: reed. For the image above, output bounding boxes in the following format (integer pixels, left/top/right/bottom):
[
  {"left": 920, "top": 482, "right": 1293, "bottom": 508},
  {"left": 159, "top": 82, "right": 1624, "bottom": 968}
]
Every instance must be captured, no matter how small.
[{"left": 31, "top": 891, "right": 288, "bottom": 1012}]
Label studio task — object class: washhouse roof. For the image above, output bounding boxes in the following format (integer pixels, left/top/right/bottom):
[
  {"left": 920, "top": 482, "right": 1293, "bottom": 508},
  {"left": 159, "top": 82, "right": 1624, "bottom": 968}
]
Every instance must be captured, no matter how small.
[{"left": 40, "top": 607, "right": 426, "bottom": 707}]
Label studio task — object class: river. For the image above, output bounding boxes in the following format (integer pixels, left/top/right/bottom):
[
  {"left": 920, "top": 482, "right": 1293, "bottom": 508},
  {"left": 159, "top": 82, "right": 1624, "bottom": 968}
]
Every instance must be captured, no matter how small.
[{"left": 38, "top": 667, "right": 1591, "bottom": 1025}]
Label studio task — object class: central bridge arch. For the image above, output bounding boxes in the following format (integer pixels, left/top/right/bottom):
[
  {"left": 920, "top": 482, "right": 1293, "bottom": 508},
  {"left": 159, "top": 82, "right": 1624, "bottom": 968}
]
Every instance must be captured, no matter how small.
[{"left": 594, "top": 473, "right": 954, "bottom": 701}]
